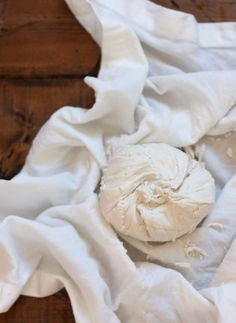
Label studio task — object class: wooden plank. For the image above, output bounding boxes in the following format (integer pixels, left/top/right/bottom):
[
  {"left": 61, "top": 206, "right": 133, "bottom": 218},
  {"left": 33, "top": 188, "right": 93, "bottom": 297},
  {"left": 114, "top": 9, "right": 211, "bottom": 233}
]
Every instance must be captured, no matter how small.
[
  {"left": 1, "top": 0, "right": 235, "bottom": 78},
  {"left": 0, "top": 0, "right": 100, "bottom": 77},
  {"left": 0, "top": 78, "right": 95, "bottom": 178},
  {"left": 153, "top": 0, "right": 236, "bottom": 22},
  {"left": 0, "top": 289, "right": 75, "bottom": 323}
]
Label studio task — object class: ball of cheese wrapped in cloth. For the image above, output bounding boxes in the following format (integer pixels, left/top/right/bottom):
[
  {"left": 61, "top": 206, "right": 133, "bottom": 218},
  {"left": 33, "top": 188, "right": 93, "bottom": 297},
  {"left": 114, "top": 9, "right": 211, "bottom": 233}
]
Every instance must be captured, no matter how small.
[{"left": 99, "top": 143, "right": 215, "bottom": 242}]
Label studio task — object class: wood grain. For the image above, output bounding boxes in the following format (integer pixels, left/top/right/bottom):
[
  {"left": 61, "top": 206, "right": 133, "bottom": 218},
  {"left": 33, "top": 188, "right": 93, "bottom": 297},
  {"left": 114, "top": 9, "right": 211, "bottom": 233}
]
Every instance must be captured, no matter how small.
[
  {"left": 0, "top": 78, "right": 94, "bottom": 178},
  {"left": 0, "top": 290, "right": 75, "bottom": 323},
  {"left": 0, "top": 0, "right": 100, "bottom": 77},
  {"left": 154, "top": 0, "right": 236, "bottom": 22},
  {"left": 0, "top": 0, "right": 236, "bottom": 322}
]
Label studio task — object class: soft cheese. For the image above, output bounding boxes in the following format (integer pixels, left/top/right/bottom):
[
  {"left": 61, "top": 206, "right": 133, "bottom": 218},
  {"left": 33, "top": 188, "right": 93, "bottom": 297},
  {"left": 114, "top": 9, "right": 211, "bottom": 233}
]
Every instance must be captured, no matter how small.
[{"left": 99, "top": 143, "right": 215, "bottom": 242}]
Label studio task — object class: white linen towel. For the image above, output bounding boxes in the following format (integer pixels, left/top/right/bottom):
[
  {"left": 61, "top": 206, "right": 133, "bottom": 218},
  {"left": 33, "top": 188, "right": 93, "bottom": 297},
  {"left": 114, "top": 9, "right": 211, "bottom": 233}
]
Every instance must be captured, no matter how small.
[{"left": 1, "top": 0, "right": 236, "bottom": 322}]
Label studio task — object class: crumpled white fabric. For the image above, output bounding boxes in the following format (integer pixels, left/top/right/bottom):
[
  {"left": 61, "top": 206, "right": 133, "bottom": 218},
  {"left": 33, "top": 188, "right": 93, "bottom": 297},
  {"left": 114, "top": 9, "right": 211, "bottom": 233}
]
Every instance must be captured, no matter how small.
[{"left": 1, "top": 0, "right": 236, "bottom": 322}]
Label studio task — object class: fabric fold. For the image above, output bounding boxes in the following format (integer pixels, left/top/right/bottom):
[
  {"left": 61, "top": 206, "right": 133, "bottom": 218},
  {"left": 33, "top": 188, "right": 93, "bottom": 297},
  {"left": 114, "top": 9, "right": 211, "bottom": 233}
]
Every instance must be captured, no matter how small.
[{"left": 1, "top": 0, "right": 236, "bottom": 322}]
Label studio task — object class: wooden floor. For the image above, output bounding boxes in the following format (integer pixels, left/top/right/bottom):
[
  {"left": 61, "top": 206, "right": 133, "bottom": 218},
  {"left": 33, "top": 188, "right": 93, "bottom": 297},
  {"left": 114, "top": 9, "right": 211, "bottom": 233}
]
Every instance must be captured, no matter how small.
[{"left": 0, "top": 0, "right": 235, "bottom": 321}]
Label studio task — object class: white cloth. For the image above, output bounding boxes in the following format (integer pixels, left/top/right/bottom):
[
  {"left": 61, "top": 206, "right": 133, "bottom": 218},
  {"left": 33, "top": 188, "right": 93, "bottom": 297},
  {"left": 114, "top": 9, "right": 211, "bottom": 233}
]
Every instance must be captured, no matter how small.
[
  {"left": 99, "top": 143, "right": 215, "bottom": 242},
  {"left": 1, "top": 0, "right": 236, "bottom": 322}
]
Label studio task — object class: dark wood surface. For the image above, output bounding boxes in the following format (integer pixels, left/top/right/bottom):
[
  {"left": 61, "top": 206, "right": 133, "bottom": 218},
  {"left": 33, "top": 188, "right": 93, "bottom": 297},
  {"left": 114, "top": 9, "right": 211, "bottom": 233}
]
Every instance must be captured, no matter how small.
[{"left": 0, "top": 0, "right": 235, "bottom": 321}]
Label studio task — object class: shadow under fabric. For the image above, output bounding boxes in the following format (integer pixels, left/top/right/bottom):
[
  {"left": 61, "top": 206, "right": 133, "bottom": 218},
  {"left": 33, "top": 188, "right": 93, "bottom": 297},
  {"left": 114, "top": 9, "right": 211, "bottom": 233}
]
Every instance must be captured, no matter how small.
[{"left": 0, "top": 0, "right": 236, "bottom": 322}]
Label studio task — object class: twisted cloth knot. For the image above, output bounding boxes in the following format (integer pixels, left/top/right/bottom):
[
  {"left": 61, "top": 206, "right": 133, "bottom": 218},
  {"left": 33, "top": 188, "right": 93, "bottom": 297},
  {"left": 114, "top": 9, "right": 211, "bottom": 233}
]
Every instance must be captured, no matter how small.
[{"left": 137, "top": 182, "right": 172, "bottom": 205}]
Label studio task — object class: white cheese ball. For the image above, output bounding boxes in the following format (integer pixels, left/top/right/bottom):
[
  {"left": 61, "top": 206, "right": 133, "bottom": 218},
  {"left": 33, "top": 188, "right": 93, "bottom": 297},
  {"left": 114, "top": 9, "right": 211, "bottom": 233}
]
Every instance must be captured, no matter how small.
[{"left": 99, "top": 143, "right": 215, "bottom": 242}]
